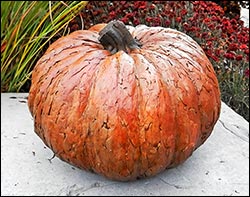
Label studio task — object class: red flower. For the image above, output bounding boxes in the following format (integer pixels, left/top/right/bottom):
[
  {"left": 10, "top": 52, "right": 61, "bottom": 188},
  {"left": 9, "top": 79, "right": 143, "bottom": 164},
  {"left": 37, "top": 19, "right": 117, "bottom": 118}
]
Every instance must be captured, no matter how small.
[
  {"left": 165, "top": 19, "right": 171, "bottom": 27},
  {"left": 92, "top": 9, "right": 103, "bottom": 16},
  {"left": 228, "top": 43, "right": 238, "bottom": 51},
  {"left": 244, "top": 49, "right": 249, "bottom": 55},
  {"left": 224, "top": 52, "right": 235, "bottom": 60},
  {"left": 183, "top": 22, "right": 189, "bottom": 31},
  {"left": 229, "top": 35, "right": 237, "bottom": 42},
  {"left": 244, "top": 68, "right": 249, "bottom": 78},
  {"left": 168, "top": 12, "right": 175, "bottom": 19},
  {"left": 211, "top": 15, "right": 219, "bottom": 22},
  {"left": 139, "top": 5, "right": 146, "bottom": 9},
  {"left": 239, "top": 20, "right": 244, "bottom": 26},
  {"left": 206, "top": 50, "right": 220, "bottom": 62},
  {"left": 134, "top": 1, "right": 146, "bottom": 9},
  {"left": 120, "top": 1, "right": 126, "bottom": 5},
  {"left": 109, "top": 11, "right": 116, "bottom": 18},
  {"left": 201, "top": 32, "right": 208, "bottom": 38},
  {"left": 203, "top": 18, "right": 211, "bottom": 24},
  {"left": 146, "top": 17, "right": 152, "bottom": 23},
  {"left": 208, "top": 23, "right": 215, "bottom": 30},
  {"left": 149, "top": 4, "right": 156, "bottom": 10},
  {"left": 211, "top": 55, "right": 219, "bottom": 62},
  {"left": 125, "top": 12, "right": 135, "bottom": 18},
  {"left": 153, "top": 17, "right": 161, "bottom": 26},
  {"left": 235, "top": 55, "right": 243, "bottom": 61},
  {"left": 180, "top": 9, "right": 187, "bottom": 16},
  {"left": 240, "top": 44, "right": 248, "bottom": 50},
  {"left": 222, "top": 18, "right": 231, "bottom": 27},
  {"left": 195, "top": 32, "right": 201, "bottom": 38},
  {"left": 99, "top": 2, "right": 107, "bottom": 7},
  {"left": 215, "top": 49, "right": 224, "bottom": 56},
  {"left": 206, "top": 41, "right": 213, "bottom": 48},
  {"left": 120, "top": 17, "right": 129, "bottom": 24},
  {"left": 133, "top": 19, "right": 140, "bottom": 26},
  {"left": 175, "top": 17, "right": 181, "bottom": 23},
  {"left": 227, "top": 27, "right": 234, "bottom": 35}
]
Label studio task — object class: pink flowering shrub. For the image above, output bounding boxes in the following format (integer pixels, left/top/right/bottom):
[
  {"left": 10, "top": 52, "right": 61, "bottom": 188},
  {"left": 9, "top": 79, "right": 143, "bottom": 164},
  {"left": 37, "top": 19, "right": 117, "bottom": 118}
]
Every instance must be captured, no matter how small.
[{"left": 72, "top": 1, "right": 249, "bottom": 120}]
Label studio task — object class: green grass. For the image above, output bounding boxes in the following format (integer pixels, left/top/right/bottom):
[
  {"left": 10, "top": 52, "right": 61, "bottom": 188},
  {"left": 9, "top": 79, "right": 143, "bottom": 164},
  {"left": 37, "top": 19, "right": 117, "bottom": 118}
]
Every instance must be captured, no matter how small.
[{"left": 1, "top": 1, "right": 88, "bottom": 92}]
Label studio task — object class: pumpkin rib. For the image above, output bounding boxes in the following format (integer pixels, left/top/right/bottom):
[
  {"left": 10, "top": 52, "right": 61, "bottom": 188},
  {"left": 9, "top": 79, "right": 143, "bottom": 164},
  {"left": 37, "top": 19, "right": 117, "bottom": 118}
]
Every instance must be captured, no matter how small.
[
  {"left": 134, "top": 49, "right": 180, "bottom": 167},
  {"left": 163, "top": 53, "right": 212, "bottom": 150},
  {"left": 126, "top": 53, "right": 145, "bottom": 178},
  {"left": 163, "top": 54, "right": 210, "bottom": 159},
  {"left": 131, "top": 52, "right": 153, "bottom": 177},
  {"left": 41, "top": 48, "right": 107, "bottom": 166},
  {"left": 115, "top": 53, "right": 139, "bottom": 179},
  {"left": 76, "top": 53, "right": 119, "bottom": 179},
  {"left": 116, "top": 52, "right": 142, "bottom": 180},
  {"left": 40, "top": 31, "right": 100, "bottom": 65},
  {"left": 46, "top": 55, "right": 98, "bottom": 152},
  {"left": 29, "top": 35, "right": 101, "bottom": 116},
  {"left": 92, "top": 55, "right": 121, "bottom": 177},
  {"left": 129, "top": 51, "right": 174, "bottom": 177},
  {"left": 116, "top": 52, "right": 141, "bottom": 178},
  {"left": 84, "top": 52, "right": 144, "bottom": 180},
  {"left": 65, "top": 51, "right": 110, "bottom": 170},
  {"left": 33, "top": 49, "right": 106, "bottom": 150},
  {"left": 137, "top": 47, "right": 210, "bottom": 166}
]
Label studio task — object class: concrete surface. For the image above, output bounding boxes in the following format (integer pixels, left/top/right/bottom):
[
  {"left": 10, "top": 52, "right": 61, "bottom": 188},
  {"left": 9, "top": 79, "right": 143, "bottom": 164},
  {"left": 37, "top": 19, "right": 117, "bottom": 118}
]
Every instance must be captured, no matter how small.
[{"left": 1, "top": 93, "right": 249, "bottom": 196}]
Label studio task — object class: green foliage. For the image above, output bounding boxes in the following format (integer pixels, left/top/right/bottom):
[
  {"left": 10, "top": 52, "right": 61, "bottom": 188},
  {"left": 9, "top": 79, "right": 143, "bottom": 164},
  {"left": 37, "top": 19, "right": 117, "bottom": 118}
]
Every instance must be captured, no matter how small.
[{"left": 1, "top": 1, "right": 88, "bottom": 92}]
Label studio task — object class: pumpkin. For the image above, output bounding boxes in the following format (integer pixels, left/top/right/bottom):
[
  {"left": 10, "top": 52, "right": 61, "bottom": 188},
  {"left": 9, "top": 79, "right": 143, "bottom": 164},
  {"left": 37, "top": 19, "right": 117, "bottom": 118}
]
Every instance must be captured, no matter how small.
[{"left": 28, "top": 20, "right": 221, "bottom": 181}]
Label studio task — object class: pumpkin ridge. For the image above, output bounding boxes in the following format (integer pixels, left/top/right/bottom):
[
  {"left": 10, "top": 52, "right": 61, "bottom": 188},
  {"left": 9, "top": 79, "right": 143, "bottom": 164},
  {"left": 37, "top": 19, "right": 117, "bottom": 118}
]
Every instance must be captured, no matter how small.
[
  {"left": 125, "top": 53, "right": 145, "bottom": 178},
  {"left": 35, "top": 49, "right": 103, "bottom": 112},
  {"left": 138, "top": 48, "right": 204, "bottom": 166},
  {"left": 115, "top": 54, "right": 135, "bottom": 178},
  {"left": 115, "top": 54, "right": 142, "bottom": 180},
  {"left": 47, "top": 55, "right": 102, "bottom": 150},
  {"left": 71, "top": 55, "right": 110, "bottom": 169},
  {"left": 78, "top": 55, "right": 118, "bottom": 177},
  {"left": 42, "top": 51, "right": 107, "bottom": 160},
  {"left": 170, "top": 58, "right": 204, "bottom": 160},
  {"left": 93, "top": 53, "right": 143, "bottom": 180},
  {"left": 135, "top": 50, "right": 180, "bottom": 168},
  {"left": 130, "top": 52, "right": 172, "bottom": 176},
  {"left": 124, "top": 55, "right": 144, "bottom": 179},
  {"left": 29, "top": 46, "right": 101, "bottom": 115}
]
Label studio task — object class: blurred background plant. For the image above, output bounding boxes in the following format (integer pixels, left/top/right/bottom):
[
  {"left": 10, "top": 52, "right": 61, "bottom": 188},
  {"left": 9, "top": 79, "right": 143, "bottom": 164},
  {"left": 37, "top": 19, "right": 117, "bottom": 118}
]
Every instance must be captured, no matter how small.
[
  {"left": 72, "top": 1, "right": 249, "bottom": 120},
  {"left": 1, "top": 1, "right": 88, "bottom": 92},
  {"left": 211, "top": 1, "right": 249, "bottom": 18}
]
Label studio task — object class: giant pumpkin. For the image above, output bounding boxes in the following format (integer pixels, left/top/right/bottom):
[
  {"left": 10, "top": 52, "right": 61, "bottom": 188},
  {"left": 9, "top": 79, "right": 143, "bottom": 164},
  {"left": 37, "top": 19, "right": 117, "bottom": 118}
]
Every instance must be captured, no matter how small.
[{"left": 28, "top": 20, "right": 221, "bottom": 181}]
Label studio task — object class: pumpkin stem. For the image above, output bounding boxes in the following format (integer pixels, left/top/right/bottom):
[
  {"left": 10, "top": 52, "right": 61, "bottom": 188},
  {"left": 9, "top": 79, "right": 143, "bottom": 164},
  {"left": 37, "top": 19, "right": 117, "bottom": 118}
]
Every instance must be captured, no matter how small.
[{"left": 98, "top": 20, "right": 142, "bottom": 54}]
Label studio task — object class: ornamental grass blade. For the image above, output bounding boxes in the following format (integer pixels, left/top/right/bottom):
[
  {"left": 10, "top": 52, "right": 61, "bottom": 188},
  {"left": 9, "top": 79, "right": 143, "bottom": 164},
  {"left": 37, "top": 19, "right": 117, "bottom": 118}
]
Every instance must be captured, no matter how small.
[{"left": 1, "top": 1, "right": 88, "bottom": 92}]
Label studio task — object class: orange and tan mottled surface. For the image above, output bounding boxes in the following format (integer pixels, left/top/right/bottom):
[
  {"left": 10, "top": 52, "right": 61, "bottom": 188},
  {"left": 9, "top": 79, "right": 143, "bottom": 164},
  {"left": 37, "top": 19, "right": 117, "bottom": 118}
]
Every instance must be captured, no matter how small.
[{"left": 28, "top": 23, "right": 221, "bottom": 181}]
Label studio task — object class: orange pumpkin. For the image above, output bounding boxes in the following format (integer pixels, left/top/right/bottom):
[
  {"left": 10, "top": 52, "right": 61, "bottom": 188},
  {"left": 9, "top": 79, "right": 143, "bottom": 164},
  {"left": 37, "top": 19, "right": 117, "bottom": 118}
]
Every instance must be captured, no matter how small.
[{"left": 28, "top": 20, "right": 221, "bottom": 181}]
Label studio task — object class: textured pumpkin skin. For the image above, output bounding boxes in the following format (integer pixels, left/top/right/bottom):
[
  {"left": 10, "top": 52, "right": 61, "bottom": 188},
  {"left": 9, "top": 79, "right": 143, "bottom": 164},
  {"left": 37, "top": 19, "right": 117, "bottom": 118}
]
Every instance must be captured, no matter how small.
[{"left": 28, "top": 23, "right": 221, "bottom": 181}]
